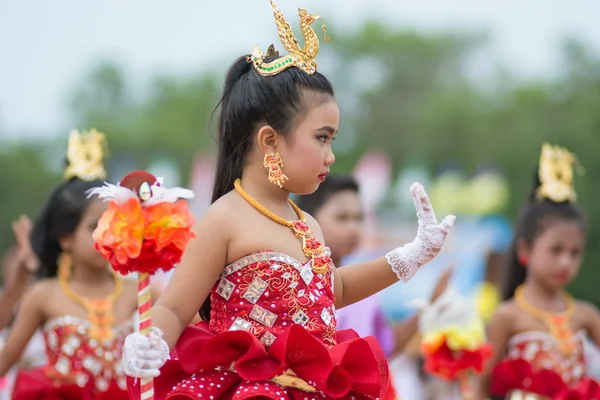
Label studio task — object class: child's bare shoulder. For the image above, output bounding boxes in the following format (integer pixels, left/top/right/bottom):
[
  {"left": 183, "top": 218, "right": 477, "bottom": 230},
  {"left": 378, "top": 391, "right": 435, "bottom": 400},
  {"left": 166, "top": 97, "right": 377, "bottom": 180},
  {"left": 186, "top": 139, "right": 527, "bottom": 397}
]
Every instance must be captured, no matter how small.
[
  {"left": 201, "top": 192, "right": 238, "bottom": 221},
  {"left": 576, "top": 299, "right": 600, "bottom": 318},
  {"left": 492, "top": 300, "right": 520, "bottom": 322},
  {"left": 197, "top": 191, "right": 249, "bottom": 233},
  {"left": 28, "top": 278, "right": 58, "bottom": 298}
]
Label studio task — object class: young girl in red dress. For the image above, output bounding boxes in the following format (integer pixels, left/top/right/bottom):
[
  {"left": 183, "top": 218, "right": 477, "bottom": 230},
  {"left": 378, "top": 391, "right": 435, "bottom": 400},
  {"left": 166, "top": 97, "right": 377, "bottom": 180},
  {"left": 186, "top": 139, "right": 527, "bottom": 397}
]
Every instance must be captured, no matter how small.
[
  {"left": 123, "top": 2, "right": 455, "bottom": 399},
  {"left": 476, "top": 144, "right": 600, "bottom": 400},
  {"left": 0, "top": 130, "right": 139, "bottom": 400}
]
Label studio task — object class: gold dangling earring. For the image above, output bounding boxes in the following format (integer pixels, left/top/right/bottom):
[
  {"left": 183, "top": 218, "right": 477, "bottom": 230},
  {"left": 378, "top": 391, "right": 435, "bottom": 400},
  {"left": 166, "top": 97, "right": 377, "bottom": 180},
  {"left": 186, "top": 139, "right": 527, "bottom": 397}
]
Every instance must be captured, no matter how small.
[
  {"left": 264, "top": 152, "right": 289, "bottom": 188},
  {"left": 57, "top": 252, "right": 72, "bottom": 280}
]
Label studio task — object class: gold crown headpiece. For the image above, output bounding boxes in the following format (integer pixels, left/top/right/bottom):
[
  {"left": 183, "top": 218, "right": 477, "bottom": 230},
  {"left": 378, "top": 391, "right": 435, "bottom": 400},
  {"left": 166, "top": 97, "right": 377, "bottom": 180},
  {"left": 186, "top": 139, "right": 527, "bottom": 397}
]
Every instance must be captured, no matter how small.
[
  {"left": 248, "top": 0, "right": 329, "bottom": 77},
  {"left": 536, "top": 143, "right": 582, "bottom": 203},
  {"left": 63, "top": 129, "right": 108, "bottom": 181}
]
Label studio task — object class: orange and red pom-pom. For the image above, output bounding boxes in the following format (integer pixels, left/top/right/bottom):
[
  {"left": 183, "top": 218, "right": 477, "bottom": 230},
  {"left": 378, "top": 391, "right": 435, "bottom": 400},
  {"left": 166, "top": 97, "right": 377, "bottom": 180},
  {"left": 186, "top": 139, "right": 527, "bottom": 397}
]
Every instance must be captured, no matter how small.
[
  {"left": 94, "top": 198, "right": 195, "bottom": 275},
  {"left": 422, "top": 338, "right": 492, "bottom": 381}
]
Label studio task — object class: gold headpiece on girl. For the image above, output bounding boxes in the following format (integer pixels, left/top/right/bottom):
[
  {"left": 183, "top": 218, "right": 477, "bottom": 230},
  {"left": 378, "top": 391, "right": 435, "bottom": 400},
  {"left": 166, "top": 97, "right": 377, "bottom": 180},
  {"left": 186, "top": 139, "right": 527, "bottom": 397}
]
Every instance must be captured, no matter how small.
[
  {"left": 63, "top": 129, "right": 108, "bottom": 181},
  {"left": 536, "top": 143, "right": 579, "bottom": 203},
  {"left": 248, "top": 0, "right": 329, "bottom": 76}
]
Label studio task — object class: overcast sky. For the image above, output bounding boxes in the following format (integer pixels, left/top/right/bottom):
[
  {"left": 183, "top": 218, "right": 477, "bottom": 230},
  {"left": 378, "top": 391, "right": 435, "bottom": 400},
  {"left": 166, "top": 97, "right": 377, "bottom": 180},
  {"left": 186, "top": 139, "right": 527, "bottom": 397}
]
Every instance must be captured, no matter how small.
[{"left": 1, "top": 0, "right": 598, "bottom": 139}]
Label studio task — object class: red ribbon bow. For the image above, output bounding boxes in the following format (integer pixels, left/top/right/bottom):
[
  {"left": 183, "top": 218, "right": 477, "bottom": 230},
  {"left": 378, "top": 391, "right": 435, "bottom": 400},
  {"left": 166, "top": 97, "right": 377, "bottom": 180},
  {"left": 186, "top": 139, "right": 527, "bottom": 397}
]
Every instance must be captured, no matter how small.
[
  {"left": 133, "top": 322, "right": 388, "bottom": 399},
  {"left": 567, "top": 377, "right": 600, "bottom": 400},
  {"left": 491, "top": 358, "right": 569, "bottom": 399}
]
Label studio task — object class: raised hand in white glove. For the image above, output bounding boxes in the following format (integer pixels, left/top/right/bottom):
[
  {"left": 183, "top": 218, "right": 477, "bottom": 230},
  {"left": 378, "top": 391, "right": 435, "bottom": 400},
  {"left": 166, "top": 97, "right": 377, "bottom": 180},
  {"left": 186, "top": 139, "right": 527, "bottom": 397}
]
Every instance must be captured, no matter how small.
[
  {"left": 385, "top": 182, "right": 455, "bottom": 282},
  {"left": 122, "top": 327, "right": 169, "bottom": 379}
]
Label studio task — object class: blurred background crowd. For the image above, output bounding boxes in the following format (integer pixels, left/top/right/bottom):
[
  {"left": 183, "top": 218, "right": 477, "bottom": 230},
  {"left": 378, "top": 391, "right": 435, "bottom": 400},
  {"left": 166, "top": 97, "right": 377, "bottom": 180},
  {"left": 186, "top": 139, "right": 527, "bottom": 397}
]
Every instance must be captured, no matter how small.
[{"left": 1, "top": 1, "right": 600, "bottom": 399}]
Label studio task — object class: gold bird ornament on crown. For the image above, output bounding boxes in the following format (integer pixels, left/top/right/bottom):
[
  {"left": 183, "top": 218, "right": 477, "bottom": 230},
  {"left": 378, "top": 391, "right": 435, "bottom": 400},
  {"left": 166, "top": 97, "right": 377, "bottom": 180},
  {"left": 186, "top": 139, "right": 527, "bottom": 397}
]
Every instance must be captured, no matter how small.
[
  {"left": 63, "top": 129, "right": 107, "bottom": 182},
  {"left": 248, "top": 0, "right": 329, "bottom": 76},
  {"left": 536, "top": 143, "right": 583, "bottom": 204}
]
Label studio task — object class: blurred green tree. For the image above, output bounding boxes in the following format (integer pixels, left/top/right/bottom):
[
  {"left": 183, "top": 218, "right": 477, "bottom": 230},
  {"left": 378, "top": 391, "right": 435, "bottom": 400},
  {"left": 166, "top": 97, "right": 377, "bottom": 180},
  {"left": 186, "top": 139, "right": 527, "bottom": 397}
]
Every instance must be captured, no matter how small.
[{"left": 1, "top": 24, "right": 599, "bottom": 303}]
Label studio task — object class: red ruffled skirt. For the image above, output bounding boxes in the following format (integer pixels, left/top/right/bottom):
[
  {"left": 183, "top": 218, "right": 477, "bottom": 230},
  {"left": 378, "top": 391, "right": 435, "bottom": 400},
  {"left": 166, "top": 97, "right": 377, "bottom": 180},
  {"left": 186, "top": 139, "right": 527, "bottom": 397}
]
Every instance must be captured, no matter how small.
[
  {"left": 129, "top": 322, "right": 390, "bottom": 400},
  {"left": 491, "top": 358, "right": 600, "bottom": 400},
  {"left": 11, "top": 367, "right": 129, "bottom": 400}
]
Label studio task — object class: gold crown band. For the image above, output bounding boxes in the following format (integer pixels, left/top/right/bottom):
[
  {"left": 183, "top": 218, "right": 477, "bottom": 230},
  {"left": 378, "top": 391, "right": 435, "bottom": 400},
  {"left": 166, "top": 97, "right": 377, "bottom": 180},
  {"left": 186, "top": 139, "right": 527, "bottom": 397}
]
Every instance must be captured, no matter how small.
[
  {"left": 63, "top": 129, "right": 108, "bottom": 182},
  {"left": 249, "top": 0, "right": 328, "bottom": 76},
  {"left": 536, "top": 143, "right": 580, "bottom": 203}
]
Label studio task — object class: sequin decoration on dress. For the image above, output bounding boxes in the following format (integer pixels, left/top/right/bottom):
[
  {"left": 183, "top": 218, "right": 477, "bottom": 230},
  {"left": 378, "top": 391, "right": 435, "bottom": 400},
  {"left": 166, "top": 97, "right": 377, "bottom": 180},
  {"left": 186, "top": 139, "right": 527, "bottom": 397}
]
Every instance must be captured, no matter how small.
[
  {"left": 11, "top": 315, "right": 132, "bottom": 400},
  {"left": 128, "top": 250, "right": 391, "bottom": 400},
  {"left": 490, "top": 331, "right": 600, "bottom": 399}
]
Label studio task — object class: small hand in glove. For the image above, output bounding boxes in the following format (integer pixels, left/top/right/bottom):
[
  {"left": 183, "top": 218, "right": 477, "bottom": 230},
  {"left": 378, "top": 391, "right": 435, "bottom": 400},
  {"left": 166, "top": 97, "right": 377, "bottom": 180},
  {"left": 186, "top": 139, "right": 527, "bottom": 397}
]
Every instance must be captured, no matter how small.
[
  {"left": 122, "top": 327, "right": 169, "bottom": 379},
  {"left": 386, "top": 182, "right": 455, "bottom": 282}
]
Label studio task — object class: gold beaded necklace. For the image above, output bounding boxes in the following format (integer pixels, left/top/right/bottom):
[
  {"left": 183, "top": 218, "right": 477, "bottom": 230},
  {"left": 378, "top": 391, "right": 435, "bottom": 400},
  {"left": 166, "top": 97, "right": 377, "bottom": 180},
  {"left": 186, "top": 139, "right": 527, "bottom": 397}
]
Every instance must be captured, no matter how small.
[
  {"left": 234, "top": 179, "right": 332, "bottom": 274},
  {"left": 58, "top": 253, "right": 123, "bottom": 340},
  {"left": 514, "top": 285, "right": 576, "bottom": 354}
]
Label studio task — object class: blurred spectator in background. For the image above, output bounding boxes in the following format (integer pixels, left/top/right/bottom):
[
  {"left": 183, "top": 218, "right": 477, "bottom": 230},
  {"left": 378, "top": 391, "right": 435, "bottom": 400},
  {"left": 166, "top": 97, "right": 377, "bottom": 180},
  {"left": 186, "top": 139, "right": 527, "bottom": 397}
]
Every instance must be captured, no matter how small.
[
  {"left": 0, "top": 217, "right": 46, "bottom": 400},
  {"left": 297, "top": 175, "right": 452, "bottom": 400}
]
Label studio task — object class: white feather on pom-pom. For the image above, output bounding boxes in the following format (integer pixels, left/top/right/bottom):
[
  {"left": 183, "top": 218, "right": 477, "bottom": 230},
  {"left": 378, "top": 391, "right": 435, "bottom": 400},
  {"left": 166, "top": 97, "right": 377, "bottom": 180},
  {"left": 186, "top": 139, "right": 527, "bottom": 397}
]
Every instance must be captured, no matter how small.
[
  {"left": 418, "top": 286, "right": 476, "bottom": 334},
  {"left": 143, "top": 183, "right": 195, "bottom": 206},
  {"left": 86, "top": 182, "right": 136, "bottom": 204}
]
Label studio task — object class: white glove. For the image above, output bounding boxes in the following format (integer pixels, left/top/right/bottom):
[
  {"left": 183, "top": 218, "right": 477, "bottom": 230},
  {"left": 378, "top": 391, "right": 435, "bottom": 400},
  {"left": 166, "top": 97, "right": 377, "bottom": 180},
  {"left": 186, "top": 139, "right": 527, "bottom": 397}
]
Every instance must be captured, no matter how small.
[
  {"left": 386, "top": 182, "right": 455, "bottom": 282},
  {"left": 122, "top": 327, "right": 169, "bottom": 379}
]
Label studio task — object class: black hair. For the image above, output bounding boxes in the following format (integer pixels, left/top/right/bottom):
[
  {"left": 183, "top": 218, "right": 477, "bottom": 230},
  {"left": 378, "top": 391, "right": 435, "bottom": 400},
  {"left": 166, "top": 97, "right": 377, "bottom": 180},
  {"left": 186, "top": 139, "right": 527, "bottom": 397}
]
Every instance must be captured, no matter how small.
[
  {"left": 200, "top": 56, "right": 335, "bottom": 321},
  {"left": 31, "top": 178, "right": 103, "bottom": 278},
  {"left": 501, "top": 169, "right": 587, "bottom": 300},
  {"left": 295, "top": 175, "right": 359, "bottom": 216}
]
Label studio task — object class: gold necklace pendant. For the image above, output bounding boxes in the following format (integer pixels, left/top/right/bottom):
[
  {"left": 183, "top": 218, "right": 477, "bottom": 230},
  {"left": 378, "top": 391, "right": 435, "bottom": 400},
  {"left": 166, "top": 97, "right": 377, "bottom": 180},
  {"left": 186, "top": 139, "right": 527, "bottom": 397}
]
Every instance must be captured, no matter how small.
[
  {"left": 311, "top": 252, "right": 332, "bottom": 275},
  {"left": 291, "top": 221, "right": 311, "bottom": 236},
  {"left": 515, "top": 285, "right": 575, "bottom": 355},
  {"left": 85, "top": 298, "right": 116, "bottom": 340},
  {"left": 545, "top": 314, "right": 575, "bottom": 354},
  {"left": 234, "top": 179, "right": 333, "bottom": 274},
  {"left": 58, "top": 258, "right": 122, "bottom": 341}
]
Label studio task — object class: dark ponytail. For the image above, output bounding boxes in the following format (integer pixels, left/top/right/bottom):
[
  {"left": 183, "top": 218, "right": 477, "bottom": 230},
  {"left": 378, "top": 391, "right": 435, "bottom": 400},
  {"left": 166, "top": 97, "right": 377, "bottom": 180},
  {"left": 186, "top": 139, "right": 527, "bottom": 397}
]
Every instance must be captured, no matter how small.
[
  {"left": 31, "top": 178, "right": 103, "bottom": 278},
  {"left": 501, "top": 169, "right": 587, "bottom": 300},
  {"left": 502, "top": 242, "right": 528, "bottom": 301},
  {"left": 210, "top": 57, "right": 254, "bottom": 203},
  {"left": 200, "top": 55, "right": 335, "bottom": 320}
]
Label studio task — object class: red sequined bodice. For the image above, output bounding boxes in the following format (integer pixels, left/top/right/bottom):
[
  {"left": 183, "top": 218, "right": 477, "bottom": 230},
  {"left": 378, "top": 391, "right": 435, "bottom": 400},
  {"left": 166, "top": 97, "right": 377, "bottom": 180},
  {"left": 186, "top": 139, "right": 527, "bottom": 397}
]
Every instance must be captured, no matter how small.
[
  {"left": 209, "top": 250, "right": 337, "bottom": 347},
  {"left": 43, "top": 315, "right": 132, "bottom": 392},
  {"left": 490, "top": 330, "right": 595, "bottom": 399},
  {"left": 129, "top": 249, "right": 392, "bottom": 400},
  {"left": 504, "top": 330, "right": 587, "bottom": 385}
]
